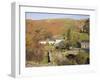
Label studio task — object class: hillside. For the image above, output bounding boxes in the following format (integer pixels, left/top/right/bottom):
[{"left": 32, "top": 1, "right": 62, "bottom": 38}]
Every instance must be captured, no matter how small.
[{"left": 26, "top": 18, "right": 88, "bottom": 36}]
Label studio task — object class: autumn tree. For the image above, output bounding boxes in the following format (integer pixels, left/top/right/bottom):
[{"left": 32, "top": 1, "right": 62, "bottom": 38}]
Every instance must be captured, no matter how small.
[
  {"left": 26, "top": 26, "right": 52, "bottom": 63},
  {"left": 62, "top": 27, "right": 80, "bottom": 49},
  {"left": 83, "top": 19, "right": 89, "bottom": 34}
]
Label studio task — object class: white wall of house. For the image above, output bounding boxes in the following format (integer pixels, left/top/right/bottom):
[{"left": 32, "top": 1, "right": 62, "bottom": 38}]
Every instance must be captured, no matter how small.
[
  {"left": 39, "top": 40, "right": 55, "bottom": 45},
  {"left": 39, "top": 39, "right": 63, "bottom": 45},
  {"left": 39, "top": 41, "right": 47, "bottom": 44},
  {"left": 81, "top": 42, "right": 89, "bottom": 49}
]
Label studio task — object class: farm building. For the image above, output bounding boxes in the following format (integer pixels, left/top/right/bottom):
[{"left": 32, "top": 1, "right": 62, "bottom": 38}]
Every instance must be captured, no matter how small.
[
  {"left": 39, "top": 38, "right": 64, "bottom": 45},
  {"left": 80, "top": 40, "right": 89, "bottom": 49}
]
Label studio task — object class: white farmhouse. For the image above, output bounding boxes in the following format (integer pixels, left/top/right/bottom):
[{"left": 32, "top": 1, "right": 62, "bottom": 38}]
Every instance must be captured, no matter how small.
[
  {"left": 39, "top": 40, "right": 55, "bottom": 45},
  {"left": 39, "top": 39, "right": 64, "bottom": 45},
  {"left": 80, "top": 40, "right": 89, "bottom": 49},
  {"left": 39, "top": 41, "right": 47, "bottom": 44}
]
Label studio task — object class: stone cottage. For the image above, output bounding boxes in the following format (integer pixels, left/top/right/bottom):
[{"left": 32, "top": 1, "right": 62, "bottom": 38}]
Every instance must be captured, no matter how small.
[{"left": 80, "top": 40, "right": 89, "bottom": 49}]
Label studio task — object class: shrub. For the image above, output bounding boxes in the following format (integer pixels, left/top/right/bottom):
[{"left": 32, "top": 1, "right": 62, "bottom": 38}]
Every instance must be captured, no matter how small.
[
  {"left": 75, "top": 52, "right": 89, "bottom": 64},
  {"left": 26, "top": 44, "right": 45, "bottom": 63}
]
